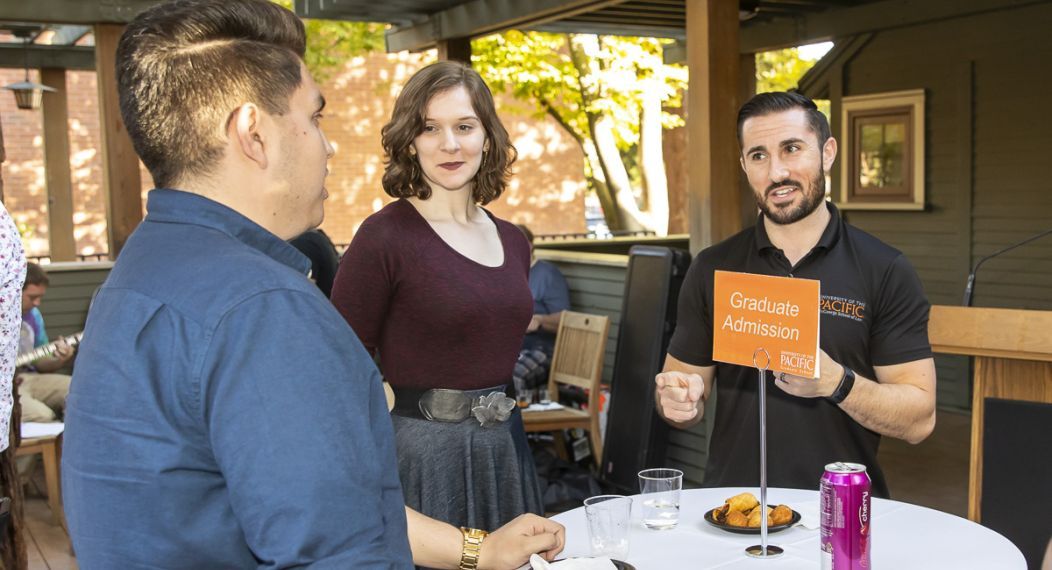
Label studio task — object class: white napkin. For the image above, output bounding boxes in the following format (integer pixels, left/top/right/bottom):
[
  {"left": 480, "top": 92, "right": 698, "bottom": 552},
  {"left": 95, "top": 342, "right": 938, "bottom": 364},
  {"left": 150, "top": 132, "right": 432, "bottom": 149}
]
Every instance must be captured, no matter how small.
[
  {"left": 525, "top": 402, "right": 565, "bottom": 412},
  {"left": 795, "top": 501, "right": 820, "bottom": 530},
  {"left": 530, "top": 554, "right": 617, "bottom": 569},
  {"left": 21, "top": 422, "right": 64, "bottom": 439}
]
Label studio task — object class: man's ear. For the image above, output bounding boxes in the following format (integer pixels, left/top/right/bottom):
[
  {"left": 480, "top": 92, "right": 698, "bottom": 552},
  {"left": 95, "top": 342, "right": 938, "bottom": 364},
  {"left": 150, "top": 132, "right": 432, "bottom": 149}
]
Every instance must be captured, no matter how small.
[
  {"left": 231, "top": 103, "right": 268, "bottom": 169},
  {"left": 822, "top": 136, "right": 838, "bottom": 172}
]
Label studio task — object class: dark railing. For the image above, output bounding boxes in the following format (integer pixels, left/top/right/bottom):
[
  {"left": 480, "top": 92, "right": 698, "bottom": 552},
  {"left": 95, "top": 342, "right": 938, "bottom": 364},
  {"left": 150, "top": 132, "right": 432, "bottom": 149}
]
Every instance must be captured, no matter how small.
[
  {"left": 26, "top": 253, "right": 111, "bottom": 264},
  {"left": 334, "top": 231, "right": 657, "bottom": 254},
  {"left": 534, "top": 230, "right": 656, "bottom": 242}
]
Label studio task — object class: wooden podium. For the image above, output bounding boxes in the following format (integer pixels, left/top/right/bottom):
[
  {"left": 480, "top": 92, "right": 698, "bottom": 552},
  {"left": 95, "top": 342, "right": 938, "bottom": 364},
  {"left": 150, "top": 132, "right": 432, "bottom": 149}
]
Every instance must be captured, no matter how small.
[{"left": 928, "top": 305, "right": 1052, "bottom": 522}]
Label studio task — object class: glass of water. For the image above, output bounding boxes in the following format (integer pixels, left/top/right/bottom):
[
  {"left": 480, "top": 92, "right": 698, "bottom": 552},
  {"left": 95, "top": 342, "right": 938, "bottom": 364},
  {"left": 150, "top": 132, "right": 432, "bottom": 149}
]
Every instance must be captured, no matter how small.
[
  {"left": 583, "top": 495, "right": 631, "bottom": 559},
  {"left": 638, "top": 468, "right": 683, "bottom": 530}
]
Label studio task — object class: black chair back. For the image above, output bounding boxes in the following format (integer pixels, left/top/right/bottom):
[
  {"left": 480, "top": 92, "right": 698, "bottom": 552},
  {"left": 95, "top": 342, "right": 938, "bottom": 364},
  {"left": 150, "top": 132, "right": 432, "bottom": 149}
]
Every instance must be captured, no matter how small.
[{"left": 981, "top": 398, "right": 1052, "bottom": 568}]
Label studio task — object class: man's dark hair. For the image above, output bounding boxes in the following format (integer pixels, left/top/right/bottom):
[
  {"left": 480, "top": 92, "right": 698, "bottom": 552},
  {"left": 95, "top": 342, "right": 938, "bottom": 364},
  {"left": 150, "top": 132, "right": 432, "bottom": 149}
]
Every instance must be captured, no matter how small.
[
  {"left": 116, "top": 0, "right": 307, "bottom": 189},
  {"left": 25, "top": 262, "right": 49, "bottom": 288},
  {"left": 736, "top": 91, "right": 831, "bottom": 149},
  {"left": 380, "top": 60, "right": 517, "bottom": 206}
]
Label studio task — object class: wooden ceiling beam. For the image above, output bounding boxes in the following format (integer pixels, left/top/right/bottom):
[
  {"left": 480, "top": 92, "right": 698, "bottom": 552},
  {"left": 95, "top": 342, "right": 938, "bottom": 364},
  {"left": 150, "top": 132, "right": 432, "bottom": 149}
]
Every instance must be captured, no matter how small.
[
  {"left": 385, "top": 0, "right": 628, "bottom": 52},
  {"left": 741, "top": 0, "right": 1044, "bottom": 53}
]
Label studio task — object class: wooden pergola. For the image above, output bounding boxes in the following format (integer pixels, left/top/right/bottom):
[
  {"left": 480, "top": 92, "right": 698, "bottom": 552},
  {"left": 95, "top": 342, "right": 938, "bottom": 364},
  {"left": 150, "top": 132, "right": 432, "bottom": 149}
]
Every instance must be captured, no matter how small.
[{"left": 0, "top": 0, "right": 1027, "bottom": 257}]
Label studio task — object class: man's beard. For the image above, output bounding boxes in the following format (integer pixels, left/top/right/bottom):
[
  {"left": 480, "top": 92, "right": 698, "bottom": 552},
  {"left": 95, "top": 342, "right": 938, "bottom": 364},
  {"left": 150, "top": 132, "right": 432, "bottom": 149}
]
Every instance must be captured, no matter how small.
[{"left": 756, "top": 164, "right": 827, "bottom": 226}]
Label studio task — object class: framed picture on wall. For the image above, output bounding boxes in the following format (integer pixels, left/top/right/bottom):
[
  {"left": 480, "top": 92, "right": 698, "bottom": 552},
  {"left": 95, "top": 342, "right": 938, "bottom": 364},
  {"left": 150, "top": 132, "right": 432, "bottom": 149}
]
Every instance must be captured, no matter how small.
[{"left": 838, "top": 89, "right": 925, "bottom": 210}]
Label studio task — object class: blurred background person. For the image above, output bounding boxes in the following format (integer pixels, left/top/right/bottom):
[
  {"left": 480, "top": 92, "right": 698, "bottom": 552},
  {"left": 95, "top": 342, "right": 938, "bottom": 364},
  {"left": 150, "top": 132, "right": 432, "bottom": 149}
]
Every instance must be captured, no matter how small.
[
  {"left": 513, "top": 224, "right": 570, "bottom": 404},
  {"left": 0, "top": 201, "right": 26, "bottom": 450},
  {"left": 289, "top": 228, "right": 340, "bottom": 298},
  {"left": 18, "top": 263, "right": 74, "bottom": 423}
]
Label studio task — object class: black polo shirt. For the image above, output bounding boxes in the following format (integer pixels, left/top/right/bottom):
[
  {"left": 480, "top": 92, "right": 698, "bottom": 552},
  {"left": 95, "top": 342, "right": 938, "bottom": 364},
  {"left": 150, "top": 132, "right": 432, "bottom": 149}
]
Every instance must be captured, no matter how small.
[{"left": 668, "top": 203, "right": 931, "bottom": 498}]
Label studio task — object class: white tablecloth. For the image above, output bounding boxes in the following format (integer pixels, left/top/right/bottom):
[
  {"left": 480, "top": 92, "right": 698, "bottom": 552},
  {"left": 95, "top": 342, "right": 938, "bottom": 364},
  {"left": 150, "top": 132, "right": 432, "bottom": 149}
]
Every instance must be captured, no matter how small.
[{"left": 550, "top": 487, "right": 1024, "bottom": 569}]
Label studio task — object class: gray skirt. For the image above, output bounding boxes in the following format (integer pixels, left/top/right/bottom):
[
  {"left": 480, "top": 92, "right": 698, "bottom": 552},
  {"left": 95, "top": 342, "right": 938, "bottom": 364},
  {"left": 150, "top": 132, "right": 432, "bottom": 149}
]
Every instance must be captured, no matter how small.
[{"left": 391, "top": 406, "right": 544, "bottom": 530}]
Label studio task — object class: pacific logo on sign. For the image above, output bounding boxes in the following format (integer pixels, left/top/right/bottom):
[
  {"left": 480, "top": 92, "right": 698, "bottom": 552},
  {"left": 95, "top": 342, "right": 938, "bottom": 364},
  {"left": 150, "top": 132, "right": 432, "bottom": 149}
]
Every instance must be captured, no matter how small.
[{"left": 780, "top": 352, "right": 815, "bottom": 373}]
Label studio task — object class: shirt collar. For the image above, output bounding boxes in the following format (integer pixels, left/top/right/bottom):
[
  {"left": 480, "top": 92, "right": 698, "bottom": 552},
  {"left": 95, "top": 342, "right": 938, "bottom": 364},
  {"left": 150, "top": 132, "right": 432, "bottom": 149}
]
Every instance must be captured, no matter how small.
[
  {"left": 144, "top": 189, "right": 311, "bottom": 275},
  {"left": 754, "top": 201, "right": 843, "bottom": 253}
]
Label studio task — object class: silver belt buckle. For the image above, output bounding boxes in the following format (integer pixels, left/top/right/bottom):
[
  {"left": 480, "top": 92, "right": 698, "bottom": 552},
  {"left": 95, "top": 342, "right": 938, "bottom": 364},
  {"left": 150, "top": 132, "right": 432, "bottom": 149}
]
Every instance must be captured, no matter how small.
[{"left": 418, "top": 389, "right": 472, "bottom": 422}]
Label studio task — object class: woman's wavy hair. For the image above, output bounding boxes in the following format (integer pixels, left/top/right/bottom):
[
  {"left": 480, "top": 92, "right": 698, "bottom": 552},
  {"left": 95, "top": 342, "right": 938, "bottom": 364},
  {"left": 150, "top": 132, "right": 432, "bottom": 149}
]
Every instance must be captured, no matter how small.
[{"left": 381, "top": 61, "right": 516, "bottom": 205}]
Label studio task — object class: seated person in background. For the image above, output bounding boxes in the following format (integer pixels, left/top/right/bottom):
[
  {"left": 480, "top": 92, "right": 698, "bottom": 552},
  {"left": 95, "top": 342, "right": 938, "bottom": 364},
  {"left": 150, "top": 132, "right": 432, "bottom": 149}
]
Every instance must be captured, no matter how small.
[
  {"left": 514, "top": 225, "right": 570, "bottom": 401},
  {"left": 18, "top": 262, "right": 74, "bottom": 423},
  {"left": 289, "top": 228, "right": 340, "bottom": 298}
]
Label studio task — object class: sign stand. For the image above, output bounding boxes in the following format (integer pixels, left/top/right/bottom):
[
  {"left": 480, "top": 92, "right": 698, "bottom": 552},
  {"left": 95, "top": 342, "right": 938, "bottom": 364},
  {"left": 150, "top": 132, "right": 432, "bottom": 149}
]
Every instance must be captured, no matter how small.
[{"left": 746, "top": 348, "right": 784, "bottom": 559}]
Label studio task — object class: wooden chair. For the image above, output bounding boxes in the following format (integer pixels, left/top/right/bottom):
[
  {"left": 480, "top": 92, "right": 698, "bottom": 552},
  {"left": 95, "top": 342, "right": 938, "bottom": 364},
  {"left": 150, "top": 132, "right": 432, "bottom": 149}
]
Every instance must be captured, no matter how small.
[
  {"left": 16, "top": 432, "right": 66, "bottom": 534},
  {"left": 523, "top": 311, "right": 610, "bottom": 468}
]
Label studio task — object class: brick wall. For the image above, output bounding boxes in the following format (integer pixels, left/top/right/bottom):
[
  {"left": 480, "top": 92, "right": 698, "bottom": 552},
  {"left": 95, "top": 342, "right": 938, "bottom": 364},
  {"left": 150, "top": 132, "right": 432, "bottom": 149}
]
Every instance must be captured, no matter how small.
[{"left": 0, "top": 51, "right": 587, "bottom": 257}]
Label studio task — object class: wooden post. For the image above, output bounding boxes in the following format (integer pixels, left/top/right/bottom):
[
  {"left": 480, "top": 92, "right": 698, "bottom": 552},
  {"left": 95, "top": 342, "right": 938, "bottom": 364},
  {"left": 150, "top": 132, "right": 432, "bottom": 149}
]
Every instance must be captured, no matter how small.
[
  {"left": 685, "top": 0, "right": 742, "bottom": 254},
  {"left": 436, "top": 37, "right": 472, "bottom": 64},
  {"left": 0, "top": 113, "right": 6, "bottom": 203},
  {"left": 738, "top": 53, "right": 757, "bottom": 230},
  {"left": 40, "top": 68, "right": 77, "bottom": 263},
  {"left": 95, "top": 24, "right": 142, "bottom": 259}
]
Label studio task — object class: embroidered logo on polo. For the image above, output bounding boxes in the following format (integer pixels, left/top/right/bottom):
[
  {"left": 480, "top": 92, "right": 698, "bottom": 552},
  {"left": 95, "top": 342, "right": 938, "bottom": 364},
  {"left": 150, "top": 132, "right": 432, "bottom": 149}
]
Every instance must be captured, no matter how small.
[{"left": 820, "top": 295, "right": 866, "bottom": 322}]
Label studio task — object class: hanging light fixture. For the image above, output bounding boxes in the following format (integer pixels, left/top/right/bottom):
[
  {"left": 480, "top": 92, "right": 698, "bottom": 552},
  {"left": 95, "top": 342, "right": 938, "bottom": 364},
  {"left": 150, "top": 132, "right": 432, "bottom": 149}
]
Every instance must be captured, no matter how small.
[{"left": 3, "top": 32, "right": 55, "bottom": 110}]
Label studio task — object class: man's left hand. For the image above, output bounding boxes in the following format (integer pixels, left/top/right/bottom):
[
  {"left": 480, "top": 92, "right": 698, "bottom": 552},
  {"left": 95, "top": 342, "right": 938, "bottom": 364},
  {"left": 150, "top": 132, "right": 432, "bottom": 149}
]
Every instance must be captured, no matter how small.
[
  {"left": 478, "top": 513, "right": 565, "bottom": 570},
  {"left": 774, "top": 350, "right": 842, "bottom": 399}
]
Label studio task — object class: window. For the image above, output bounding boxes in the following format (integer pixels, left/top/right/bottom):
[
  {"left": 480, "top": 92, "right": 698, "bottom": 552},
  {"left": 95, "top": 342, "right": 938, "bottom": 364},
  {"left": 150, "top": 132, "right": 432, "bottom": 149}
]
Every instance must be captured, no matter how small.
[{"left": 838, "top": 90, "right": 925, "bottom": 210}]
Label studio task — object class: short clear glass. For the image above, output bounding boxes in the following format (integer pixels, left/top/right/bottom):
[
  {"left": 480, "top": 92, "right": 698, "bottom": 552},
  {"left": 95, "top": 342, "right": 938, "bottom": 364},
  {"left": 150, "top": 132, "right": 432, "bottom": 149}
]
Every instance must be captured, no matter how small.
[
  {"left": 583, "top": 495, "right": 631, "bottom": 559},
  {"left": 638, "top": 468, "right": 683, "bottom": 530},
  {"left": 512, "top": 376, "right": 532, "bottom": 408}
]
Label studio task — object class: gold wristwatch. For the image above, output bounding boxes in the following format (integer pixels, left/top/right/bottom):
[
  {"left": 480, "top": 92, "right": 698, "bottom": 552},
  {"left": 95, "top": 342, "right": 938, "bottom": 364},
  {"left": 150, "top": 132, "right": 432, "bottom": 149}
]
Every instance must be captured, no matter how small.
[{"left": 458, "top": 527, "right": 488, "bottom": 570}]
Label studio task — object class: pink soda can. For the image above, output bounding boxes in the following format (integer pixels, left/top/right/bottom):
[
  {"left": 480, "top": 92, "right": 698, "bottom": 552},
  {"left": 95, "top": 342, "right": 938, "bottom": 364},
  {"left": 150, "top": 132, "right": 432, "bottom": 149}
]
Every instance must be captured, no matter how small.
[{"left": 820, "top": 462, "right": 871, "bottom": 569}]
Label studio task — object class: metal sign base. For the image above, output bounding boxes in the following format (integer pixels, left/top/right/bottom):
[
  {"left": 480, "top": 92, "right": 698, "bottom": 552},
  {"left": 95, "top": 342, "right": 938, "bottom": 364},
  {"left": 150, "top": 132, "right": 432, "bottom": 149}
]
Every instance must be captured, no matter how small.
[
  {"left": 747, "top": 348, "right": 782, "bottom": 559},
  {"left": 745, "top": 545, "right": 785, "bottom": 558}
]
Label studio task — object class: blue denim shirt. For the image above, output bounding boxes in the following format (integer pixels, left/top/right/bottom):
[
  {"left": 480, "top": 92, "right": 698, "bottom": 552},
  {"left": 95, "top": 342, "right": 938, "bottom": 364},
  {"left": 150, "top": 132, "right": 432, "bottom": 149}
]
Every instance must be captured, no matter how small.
[{"left": 63, "top": 189, "right": 412, "bottom": 569}]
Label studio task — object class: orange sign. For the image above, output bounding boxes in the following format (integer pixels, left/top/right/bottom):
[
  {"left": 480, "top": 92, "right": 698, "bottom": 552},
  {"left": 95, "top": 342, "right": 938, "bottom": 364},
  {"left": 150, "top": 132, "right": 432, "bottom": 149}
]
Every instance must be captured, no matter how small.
[{"left": 712, "top": 271, "right": 820, "bottom": 377}]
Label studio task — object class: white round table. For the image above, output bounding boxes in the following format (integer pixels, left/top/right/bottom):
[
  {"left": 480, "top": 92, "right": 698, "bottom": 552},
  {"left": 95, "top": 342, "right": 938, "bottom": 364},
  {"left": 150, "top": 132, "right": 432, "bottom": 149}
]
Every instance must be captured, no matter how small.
[{"left": 550, "top": 487, "right": 1024, "bottom": 569}]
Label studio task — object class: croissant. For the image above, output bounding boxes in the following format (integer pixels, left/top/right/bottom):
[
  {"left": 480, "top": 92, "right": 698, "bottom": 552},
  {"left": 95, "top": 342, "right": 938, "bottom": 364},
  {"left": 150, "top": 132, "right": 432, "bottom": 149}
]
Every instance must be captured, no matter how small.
[
  {"left": 746, "top": 506, "right": 773, "bottom": 528},
  {"left": 771, "top": 504, "right": 793, "bottom": 525},
  {"left": 724, "top": 492, "right": 760, "bottom": 513},
  {"left": 713, "top": 504, "right": 730, "bottom": 523},
  {"left": 726, "top": 510, "right": 750, "bottom": 527}
]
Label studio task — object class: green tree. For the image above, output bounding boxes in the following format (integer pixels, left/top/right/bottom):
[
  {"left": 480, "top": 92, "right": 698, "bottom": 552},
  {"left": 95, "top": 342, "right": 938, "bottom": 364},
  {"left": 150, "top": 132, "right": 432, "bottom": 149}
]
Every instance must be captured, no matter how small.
[
  {"left": 756, "top": 46, "right": 831, "bottom": 117},
  {"left": 473, "top": 31, "right": 687, "bottom": 233},
  {"left": 272, "top": 0, "right": 385, "bottom": 82},
  {"left": 756, "top": 47, "right": 813, "bottom": 93}
]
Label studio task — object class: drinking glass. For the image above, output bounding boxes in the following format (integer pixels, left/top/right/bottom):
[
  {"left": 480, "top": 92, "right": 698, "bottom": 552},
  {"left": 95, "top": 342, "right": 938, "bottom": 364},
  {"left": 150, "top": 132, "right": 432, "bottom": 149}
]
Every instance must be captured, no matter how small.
[
  {"left": 583, "top": 495, "right": 631, "bottom": 559},
  {"left": 638, "top": 468, "right": 683, "bottom": 530},
  {"left": 512, "top": 376, "right": 533, "bottom": 408}
]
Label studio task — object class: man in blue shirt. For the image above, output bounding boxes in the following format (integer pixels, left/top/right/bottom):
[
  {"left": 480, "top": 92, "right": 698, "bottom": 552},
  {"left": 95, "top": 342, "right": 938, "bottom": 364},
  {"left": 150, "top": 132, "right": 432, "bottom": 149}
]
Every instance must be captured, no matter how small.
[{"left": 62, "top": 1, "right": 564, "bottom": 568}]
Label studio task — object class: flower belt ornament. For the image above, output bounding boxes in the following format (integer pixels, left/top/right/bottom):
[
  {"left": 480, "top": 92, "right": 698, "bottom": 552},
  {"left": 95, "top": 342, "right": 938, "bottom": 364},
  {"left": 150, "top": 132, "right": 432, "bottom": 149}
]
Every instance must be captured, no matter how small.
[{"left": 472, "top": 391, "right": 516, "bottom": 427}]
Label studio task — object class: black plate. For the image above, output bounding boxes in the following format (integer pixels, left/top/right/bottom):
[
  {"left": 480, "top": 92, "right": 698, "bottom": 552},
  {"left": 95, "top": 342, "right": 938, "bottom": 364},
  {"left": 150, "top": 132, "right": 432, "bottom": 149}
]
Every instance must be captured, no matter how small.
[
  {"left": 703, "top": 508, "right": 801, "bottom": 534},
  {"left": 545, "top": 559, "right": 635, "bottom": 569}
]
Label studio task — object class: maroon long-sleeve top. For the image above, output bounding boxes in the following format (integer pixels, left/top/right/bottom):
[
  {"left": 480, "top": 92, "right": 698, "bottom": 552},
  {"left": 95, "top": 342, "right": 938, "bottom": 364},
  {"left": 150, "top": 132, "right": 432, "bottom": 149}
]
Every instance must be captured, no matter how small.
[{"left": 331, "top": 199, "right": 533, "bottom": 391}]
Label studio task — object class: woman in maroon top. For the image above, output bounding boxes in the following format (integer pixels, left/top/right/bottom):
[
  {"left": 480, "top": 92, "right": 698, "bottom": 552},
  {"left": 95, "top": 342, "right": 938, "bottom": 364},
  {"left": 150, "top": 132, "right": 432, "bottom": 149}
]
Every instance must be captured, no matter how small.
[{"left": 331, "top": 61, "right": 544, "bottom": 531}]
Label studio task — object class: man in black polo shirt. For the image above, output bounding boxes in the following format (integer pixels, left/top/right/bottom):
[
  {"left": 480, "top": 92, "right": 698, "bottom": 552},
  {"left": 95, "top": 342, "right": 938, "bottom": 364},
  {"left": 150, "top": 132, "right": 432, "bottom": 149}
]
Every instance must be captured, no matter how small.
[{"left": 655, "top": 92, "right": 936, "bottom": 498}]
